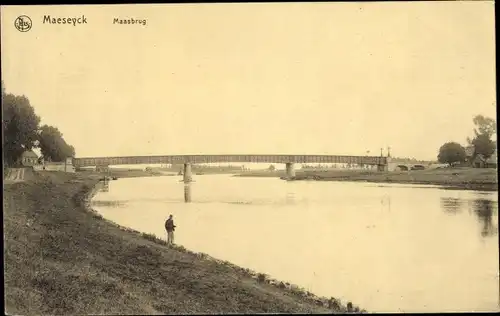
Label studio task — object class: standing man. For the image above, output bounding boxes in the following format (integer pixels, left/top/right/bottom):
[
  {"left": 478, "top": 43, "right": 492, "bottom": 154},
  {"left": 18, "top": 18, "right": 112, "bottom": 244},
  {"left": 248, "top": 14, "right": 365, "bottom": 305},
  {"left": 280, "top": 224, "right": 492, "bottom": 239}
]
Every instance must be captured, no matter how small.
[{"left": 165, "top": 215, "right": 176, "bottom": 245}]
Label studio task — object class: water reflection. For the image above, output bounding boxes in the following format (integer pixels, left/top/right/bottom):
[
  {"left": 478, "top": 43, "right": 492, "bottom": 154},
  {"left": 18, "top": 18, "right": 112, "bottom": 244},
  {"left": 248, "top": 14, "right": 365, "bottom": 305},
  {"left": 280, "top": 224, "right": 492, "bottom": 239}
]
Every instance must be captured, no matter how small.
[
  {"left": 440, "top": 197, "right": 464, "bottom": 214},
  {"left": 472, "top": 199, "right": 498, "bottom": 237},
  {"left": 380, "top": 195, "right": 392, "bottom": 212},
  {"left": 285, "top": 191, "right": 296, "bottom": 205},
  {"left": 184, "top": 184, "right": 192, "bottom": 203},
  {"left": 99, "top": 180, "right": 110, "bottom": 192}
]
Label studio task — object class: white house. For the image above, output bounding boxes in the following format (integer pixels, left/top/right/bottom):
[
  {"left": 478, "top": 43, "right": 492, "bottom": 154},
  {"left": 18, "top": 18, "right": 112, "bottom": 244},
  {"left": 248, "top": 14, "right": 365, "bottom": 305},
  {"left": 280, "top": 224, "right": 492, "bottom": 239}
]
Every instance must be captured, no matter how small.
[{"left": 19, "top": 150, "right": 40, "bottom": 166}]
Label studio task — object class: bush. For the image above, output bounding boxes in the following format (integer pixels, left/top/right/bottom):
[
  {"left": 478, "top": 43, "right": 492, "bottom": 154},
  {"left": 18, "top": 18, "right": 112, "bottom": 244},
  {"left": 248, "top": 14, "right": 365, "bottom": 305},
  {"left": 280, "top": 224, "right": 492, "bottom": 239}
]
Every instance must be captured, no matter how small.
[
  {"left": 257, "top": 273, "right": 267, "bottom": 283},
  {"left": 141, "top": 233, "right": 167, "bottom": 246}
]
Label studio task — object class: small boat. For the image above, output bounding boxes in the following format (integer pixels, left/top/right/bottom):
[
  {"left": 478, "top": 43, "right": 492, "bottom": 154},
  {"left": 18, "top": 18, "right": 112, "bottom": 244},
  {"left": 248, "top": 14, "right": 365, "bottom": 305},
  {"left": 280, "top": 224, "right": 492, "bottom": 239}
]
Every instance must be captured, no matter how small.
[{"left": 112, "top": 177, "right": 118, "bottom": 180}]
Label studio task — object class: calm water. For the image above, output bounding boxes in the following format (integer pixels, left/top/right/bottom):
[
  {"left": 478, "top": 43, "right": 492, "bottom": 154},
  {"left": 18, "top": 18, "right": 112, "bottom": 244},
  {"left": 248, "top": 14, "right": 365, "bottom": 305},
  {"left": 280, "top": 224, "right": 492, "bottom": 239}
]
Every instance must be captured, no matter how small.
[{"left": 92, "top": 174, "right": 499, "bottom": 313}]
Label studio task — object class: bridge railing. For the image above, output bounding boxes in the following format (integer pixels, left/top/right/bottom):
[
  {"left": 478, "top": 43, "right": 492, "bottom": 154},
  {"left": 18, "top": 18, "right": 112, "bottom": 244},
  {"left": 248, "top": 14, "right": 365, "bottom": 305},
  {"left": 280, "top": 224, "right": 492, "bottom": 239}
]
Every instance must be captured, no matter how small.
[{"left": 73, "top": 155, "right": 389, "bottom": 167}]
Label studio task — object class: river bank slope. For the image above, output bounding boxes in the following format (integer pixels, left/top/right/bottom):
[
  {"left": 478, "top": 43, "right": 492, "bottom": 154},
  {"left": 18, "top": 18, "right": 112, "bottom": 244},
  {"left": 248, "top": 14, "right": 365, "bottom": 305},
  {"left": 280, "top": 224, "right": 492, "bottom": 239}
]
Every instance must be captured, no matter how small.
[
  {"left": 235, "top": 167, "right": 498, "bottom": 191},
  {"left": 4, "top": 171, "right": 357, "bottom": 314}
]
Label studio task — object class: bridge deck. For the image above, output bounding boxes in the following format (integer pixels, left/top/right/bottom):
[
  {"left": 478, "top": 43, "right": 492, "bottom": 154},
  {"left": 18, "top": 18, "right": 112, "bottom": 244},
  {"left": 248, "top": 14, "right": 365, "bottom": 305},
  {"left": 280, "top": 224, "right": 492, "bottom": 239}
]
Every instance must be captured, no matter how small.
[{"left": 73, "top": 155, "right": 388, "bottom": 167}]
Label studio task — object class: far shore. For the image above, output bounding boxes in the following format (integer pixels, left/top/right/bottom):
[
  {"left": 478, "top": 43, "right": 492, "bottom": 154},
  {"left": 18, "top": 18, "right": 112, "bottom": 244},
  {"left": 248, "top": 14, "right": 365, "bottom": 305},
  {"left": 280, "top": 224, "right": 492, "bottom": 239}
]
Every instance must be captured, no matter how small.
[
  {"left": 234, "top": 167, "right": 498, "bottom": 191},
  {"left": 79, "top": 166, "right": 498, "bottom": 192},
  {"left": 78, "top": 168, "right": 172, "bottom": 179},
  {"left": 77, "top": 168, "right": 247, "bottom": 179}
]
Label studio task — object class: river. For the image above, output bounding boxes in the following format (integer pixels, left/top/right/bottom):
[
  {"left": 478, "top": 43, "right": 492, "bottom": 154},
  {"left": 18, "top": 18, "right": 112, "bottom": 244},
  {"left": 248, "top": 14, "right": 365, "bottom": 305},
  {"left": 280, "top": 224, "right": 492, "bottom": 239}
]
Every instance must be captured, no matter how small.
[{"left": 91, "top": 174, "right": 499, "bottom": 313}]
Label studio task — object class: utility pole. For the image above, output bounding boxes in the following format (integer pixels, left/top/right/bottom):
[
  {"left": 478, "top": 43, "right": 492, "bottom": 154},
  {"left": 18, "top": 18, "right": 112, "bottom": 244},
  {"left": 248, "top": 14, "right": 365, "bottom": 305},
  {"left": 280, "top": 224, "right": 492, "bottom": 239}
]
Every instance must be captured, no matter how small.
[
  {"left": 387, "top": 146, "right": 391, "bottom": 158},
  {"left": 380, "top": 148, "right": 384, "bottom": 157}
]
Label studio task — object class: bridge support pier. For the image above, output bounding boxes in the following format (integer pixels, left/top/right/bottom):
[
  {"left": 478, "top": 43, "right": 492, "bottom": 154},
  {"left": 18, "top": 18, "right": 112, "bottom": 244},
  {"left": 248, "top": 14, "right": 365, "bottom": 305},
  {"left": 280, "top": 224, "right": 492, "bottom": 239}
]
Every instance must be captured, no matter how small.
[
  {"left": 285, "top": 162, "right": 296, "bottom": 180},
  {"left": 377, "top": 164, "right": 388, "bottom": 172},
  {"left": 183, "top": 163, "right": 193, "bottom": 183}
]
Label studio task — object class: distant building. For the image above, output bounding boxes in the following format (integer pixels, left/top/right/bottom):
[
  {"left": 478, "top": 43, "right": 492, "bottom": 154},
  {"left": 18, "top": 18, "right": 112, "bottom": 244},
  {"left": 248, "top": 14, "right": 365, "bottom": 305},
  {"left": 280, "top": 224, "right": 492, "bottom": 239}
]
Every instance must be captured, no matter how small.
[
  {"left": 19, "top": 150, "right": 39, "bottom": 166},
  {"left": 487, "top": 150, "right": 498, "bottom": 167},
  {"left": 465, "top": 145, "right": 497, "bottom": 168}
]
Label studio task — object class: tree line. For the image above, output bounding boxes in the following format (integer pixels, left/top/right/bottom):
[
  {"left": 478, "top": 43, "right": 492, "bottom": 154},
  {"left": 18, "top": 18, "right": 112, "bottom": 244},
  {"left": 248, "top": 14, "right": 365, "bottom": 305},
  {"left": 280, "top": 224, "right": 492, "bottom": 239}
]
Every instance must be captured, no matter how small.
[
  {"left": 438, "top": 115, "right": 497, "bottom": 167},
  {"left": 2, "top": 81, "right": 75, "bottom": 167}
]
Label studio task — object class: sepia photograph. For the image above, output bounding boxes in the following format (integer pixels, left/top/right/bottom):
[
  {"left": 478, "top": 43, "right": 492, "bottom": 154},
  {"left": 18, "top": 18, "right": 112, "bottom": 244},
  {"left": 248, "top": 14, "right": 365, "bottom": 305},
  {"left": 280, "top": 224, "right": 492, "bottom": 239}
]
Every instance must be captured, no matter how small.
[{"left": 2, "top": 1, "right": 498, "bottom": 314}]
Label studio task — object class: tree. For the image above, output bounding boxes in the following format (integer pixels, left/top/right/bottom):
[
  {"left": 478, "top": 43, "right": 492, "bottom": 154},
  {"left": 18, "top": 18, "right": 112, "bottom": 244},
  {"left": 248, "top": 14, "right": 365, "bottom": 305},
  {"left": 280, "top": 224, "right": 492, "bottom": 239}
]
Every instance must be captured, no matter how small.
[
  {"left": 471, "top": 133, "right": 495, "bottom": 160},
  {"left": 467, "top": 115, "right": 497, "bottom": 161},
  {"left": 438, "top": 142, "right": 466, "bottom": 166},
  {"left": 2, "top": 93, "right": 41, "bottom": 166},
  {"left": 38, "top": 124, "right": 76, "bottom": 162},
  {"left": 471, "top": 115, "right": 496, "bottom": 139}
]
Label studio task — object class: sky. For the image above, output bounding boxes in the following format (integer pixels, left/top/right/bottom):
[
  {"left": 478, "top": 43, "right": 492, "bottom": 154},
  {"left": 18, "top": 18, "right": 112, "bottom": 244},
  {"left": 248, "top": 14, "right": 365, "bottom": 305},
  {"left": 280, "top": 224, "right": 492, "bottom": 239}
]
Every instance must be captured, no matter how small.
[{"left": 1, "top": 2, "right": 496, "bottom": 161}]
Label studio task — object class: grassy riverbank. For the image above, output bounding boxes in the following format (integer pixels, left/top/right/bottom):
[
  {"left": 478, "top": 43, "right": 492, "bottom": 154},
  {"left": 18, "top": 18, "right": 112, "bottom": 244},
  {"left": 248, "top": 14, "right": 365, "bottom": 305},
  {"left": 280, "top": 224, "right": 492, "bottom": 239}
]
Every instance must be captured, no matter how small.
[
  {"left": 4, "top": 171, "right": 359, "bottom": 314},
  {"left": 235, "top": 167, "right": 498, "bottom": 191}
]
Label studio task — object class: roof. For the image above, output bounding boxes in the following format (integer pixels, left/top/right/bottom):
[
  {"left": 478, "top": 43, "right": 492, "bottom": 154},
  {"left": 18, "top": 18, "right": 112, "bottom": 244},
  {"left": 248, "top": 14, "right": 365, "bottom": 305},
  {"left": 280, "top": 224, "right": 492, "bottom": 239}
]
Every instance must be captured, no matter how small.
[
  {"left": 21, "top": 150, "right": 39, "bottom": 158},
  {"left": 473, "top": 149, "right": 497, "bottom": 164}
]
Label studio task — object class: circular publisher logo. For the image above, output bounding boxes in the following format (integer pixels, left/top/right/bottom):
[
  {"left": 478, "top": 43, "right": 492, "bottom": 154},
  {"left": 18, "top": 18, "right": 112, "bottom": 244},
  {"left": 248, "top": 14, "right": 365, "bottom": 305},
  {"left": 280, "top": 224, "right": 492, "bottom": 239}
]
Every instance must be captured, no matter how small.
[{"left": 14, "top": 15, "right": 32, "bottom": 32}]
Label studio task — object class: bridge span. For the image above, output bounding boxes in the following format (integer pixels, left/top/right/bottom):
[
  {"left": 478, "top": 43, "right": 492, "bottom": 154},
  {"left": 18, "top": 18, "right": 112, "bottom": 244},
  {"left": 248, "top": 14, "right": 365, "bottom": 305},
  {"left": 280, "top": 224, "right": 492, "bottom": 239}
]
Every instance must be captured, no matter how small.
[
  {"left": 74, "top": 154, "right": 388, "bottom": 167},
  {"left": 73, "top": 154, "right": 390, "bottom": 182}
]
